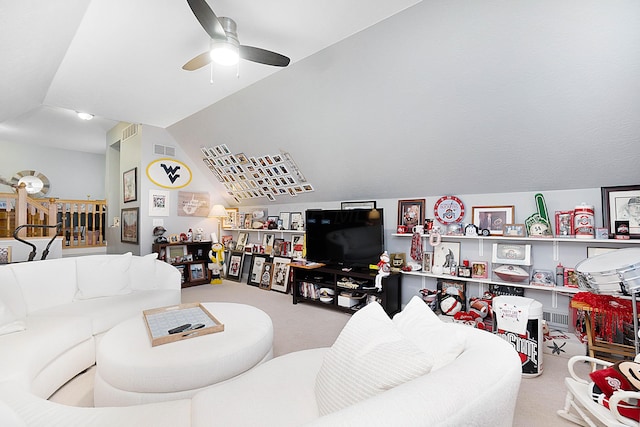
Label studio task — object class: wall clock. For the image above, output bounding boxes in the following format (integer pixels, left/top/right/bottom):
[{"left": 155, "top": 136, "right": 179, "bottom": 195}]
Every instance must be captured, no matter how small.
[
  {"left": 434, "top": 195, "right": 465, "bottom": 224},
  {"left": 10, "top": 170, "right": 50, "bottom": 198}
]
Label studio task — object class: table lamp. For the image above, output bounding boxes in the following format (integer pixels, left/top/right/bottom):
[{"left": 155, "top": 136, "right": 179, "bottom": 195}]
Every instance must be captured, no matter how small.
[{"left": 208, "top": 204, "right": 227, "bottom": 244}]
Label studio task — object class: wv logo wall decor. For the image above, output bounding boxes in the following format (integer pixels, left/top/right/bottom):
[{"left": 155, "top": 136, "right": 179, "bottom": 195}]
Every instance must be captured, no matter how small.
[{"left": 146, "top": 159, "right": 193, "bottom": 189}]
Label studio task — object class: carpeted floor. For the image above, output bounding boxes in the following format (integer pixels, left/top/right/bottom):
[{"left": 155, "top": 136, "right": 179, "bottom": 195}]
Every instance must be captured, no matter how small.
[{"left": 50, "top": 280, "right": 594, "bottom": 426}]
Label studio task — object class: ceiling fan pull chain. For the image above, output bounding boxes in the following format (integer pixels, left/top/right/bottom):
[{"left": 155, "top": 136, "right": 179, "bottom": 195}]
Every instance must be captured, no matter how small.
[
  {"left": 210, "top": 63, "right": 214, "bottom": 84},
  {"left": 236, "top": 62, "right": 240, "bottom": 79}
]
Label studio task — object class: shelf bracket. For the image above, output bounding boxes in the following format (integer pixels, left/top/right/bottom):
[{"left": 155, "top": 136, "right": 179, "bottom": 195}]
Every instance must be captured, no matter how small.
[
  {"left": 478, "top": 239, "right": 484, "bottom": 257},
  {"left": 552, "top": 290, "right": 559, "bottom": 309},
  {"left": 552, "top": 240, "right": 559, "bottom": 261}
]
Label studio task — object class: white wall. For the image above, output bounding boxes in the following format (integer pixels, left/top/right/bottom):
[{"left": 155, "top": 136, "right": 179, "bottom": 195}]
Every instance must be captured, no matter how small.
[{"left": 0, "top": 140, "right": 105, "bottom": 199}]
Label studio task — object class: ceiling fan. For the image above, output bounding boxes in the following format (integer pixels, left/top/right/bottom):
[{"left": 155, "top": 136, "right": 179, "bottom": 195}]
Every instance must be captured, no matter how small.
[{"left": 182, "top": 0, "right": 290, "bottom": 71}]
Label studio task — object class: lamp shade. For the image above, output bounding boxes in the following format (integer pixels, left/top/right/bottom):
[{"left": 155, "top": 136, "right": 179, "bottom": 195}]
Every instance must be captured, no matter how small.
[{"left": 209, "top": 204, "right": 227, "bottom": 218}]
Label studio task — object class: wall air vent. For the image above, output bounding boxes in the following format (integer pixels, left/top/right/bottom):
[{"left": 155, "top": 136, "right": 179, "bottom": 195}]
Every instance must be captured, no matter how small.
[
  {"left": 153, "top": 144, "right": 176, "bottom": 157},
  {"left": 122, "top": 123, "right": 139, "bottom": 141},
  {"left": 543, "top": 310, "right": 569, "bottom": 331}
]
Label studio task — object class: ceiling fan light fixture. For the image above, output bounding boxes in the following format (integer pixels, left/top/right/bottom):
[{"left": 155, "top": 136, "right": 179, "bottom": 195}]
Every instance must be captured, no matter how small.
[
  {"left": 76, "top": 111, "right": 94, "bottom": 121},
  {"left": 210, "top": 41, "right": 239, "bottom": 66}
]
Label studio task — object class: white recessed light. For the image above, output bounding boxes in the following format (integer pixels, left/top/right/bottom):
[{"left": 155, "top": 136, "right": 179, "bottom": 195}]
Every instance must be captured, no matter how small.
[{"left": 76, "top": 112, "right": 94, "bottom": 121}]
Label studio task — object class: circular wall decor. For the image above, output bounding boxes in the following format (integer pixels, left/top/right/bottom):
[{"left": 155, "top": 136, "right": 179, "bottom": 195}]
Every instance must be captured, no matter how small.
[
  {"left": 433, "top": 195, "right": 465, "bottom": 224},
  {"left": 146, "top": 158, "right": 193, "bottom": 189},
  {"left": 10, "top": 170, "right": 50, "bottom": 198}
]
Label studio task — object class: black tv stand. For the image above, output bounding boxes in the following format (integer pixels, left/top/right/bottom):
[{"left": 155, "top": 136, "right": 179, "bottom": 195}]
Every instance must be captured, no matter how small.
[{"left": 291, "top": 264, "right": 401, "bottom": 316}]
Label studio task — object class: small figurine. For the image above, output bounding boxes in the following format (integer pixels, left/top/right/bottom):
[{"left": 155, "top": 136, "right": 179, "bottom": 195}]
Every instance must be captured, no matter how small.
[
  {"left": 375, "top": 251, "right": 391, "bottom": 291},
  {"left": 208, "top": 242, "right": 225, "bottom": 285}
]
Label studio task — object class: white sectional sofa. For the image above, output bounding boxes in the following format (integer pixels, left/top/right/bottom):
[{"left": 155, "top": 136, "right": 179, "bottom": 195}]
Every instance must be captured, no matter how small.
[
  {"left": 0, "top": 252, "right": 181, "bottom": 399},
  {"left": 0, "top": 294, "right": 522, "bottom": 427}
]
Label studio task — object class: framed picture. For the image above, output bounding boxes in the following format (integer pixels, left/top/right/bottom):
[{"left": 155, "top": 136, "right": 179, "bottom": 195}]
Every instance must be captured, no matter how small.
[
  {"left": 290, "top": 212, "right": 303, "bottom": 230},
  {"left": 236, "top": 232, "right": 249, "bottom": 251},
  {"left": 262, "top": 233, "right": 275, "bottom": 255},
  {"left": 149, "top": 189, "right": 170, "bottom": 216},
  {"left": 422, "top": 251, "right": 433, "bottom": 273},
  {"left": 270, "top": 256, "right": 292, "bottom": 293},
  {"left": 471, "top": 261, "right": 488, "bottom": 279},
  {"left": 398, "top": 199, "right": 425, "bottom": 228},
  {"left": 226, "top": 251, "right": 244, "bottom": 281},
  {"left": 177, "top": 191, "right": 210, "bottom": 217},
  {"left": 189, "top": 263, "right": 207, "bottom": 281},
  {"left": 432, "top": 241, "right": 460, "bottom": 273},
  {"left": 555, "top": 210, "right": 575, "bottom": 236},
  {"left": 0, "top": 246, "right": 11, "bottom": 264},
  {"left": 291, "top": 234, "right": 304, "bottom": 259},
  {"left": 273, "top": 238, "right": 285, "bottom": 256},
  {"left": 530, "top": 269, "right": 555, "bottom": 287},
  {"left": 167, "top": 245, "right": 187, "bottom": 264},
  {"left": 341, "top": 201, "right": 377, "bottom": 210},
  {"left": 247, "top": 254, "right": 270, "bottom": 286},
  {"left": 121, "top": 207, "right": 139, "bottom": 244},
  {"left": 457, "top": 266, "right": 472, "bottom": 278},
  {"left": 279, "top": 212, "right": 291, "bottom": 230},
  {"left": 168, "top": 234, "right": 180, "bottom": 244},
  {"left": 437, "top": 279, "right": 467, "bottom": 312},
  {"left": 259, "top": 262, "right": 273, "bottom": 290},
  {"left": 492, "top": 243, "right": 532, "bottom": 266},
  {"left": 503, "top": 224, "right": 525, "bottom": 237},
  {"left": 223, "top": 208, "right": 239, "bottom": 229},
  {"left": 602, "top": 185, "right": 640, "bottom": 238},
  {"left": 472, "top": 205, "right": 515, "bottom": 235},
  {"left": 564, "top": 268, "right": 579, "bottom": 288},
  {"left": 123, "top": 167, "right": 137, "bottom": 203}
]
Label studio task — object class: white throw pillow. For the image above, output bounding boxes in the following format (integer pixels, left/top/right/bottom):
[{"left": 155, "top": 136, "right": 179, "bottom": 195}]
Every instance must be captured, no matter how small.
[
  {"left": 0, "top": 299, "right": 25, "bottom": 336},
  {"left": 393, "top": 296, "right": 466, "bottom": 371},
  {"left": 129, "top": 252, "right": 158, "bottom": 290},
  {"left": 75, "top": 252, "right": 133, "bottom": 300},
  {"left": 315, "top": 302, "right": 432, "bottom": 415}
]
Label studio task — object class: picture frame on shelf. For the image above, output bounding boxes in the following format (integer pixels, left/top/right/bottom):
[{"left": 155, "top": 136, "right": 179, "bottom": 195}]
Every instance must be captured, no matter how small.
[
  {"left": 291, "top": 234, "right": 304, "bottom": 259},
  {"left": 492, "top": 243, "right": 532, "bottom": 266},
  {"left": 471, "top": 261, "right": 488, "bottom": 279},
  {"left": 422, "top": 251, "right": 433, "bottom": 273},
  {"left": 602, "top": 184, "right": 640, "bottom": 238},
  {"left": 270, "top": 256, "right": 292, "bottom": 293},
  {"left": 168, "top": 234, "right": 180, "bottom": 244},
  {"left": 247, "top": 254, "right": 270, "bottom": 286},
  {"left": 167, "top": 245, "right": 187, "bottom": 264},
  {"left": 121, "top": 207, "right": 139, "bottom": 244},
  {"left": 123, "top": 167, "right": 137, "bottom": 203},
  {"left": 398, "top": 199, "right": 425, "bottom": 228},
  {"left": 456, "top": 266, "right": 472, "bottom": 278},
  {"left": 189, "top": 263, "right": 206, "bottom": 281},
  {"left": 273, "top": 238, "right": 285, "bottom": 256},
  {"left": 259, "top": 262, "right": 273, "bottom": 290},
  {"left": 236, "top": 232, "right": 248, "bottom": 251},
  {"left": 432, "top": 241, "right": 460, "bottom": 274},
  {"left": 223, "top": 208, "right": 239, "bottom": 229},
  {"left": 262, "top": 233, "right": 275, "bottom": 255},
  {"left": 472, "top": 205, "right": 514, "bottom": 236},
  {"left": 555, "top": 210, "right": 575, "bottom": 236},
  {"left": 290, "top": 212, "right": 303, "bottom": 230},
  {"left": 226, "top": 251, "right": 244, "bottom": 282},
  {"left": 341, "top": 201, "right": 377, "bottom": 210},
  {"left": 0, "top": 246, "right": 11, "bottom": 264},
  {"left": 564, "top": 268, "right": 579, "bottom": 287},
  {"left": 530, "top": 269, "right": 555, "bottom": 287},
  {"left": 279, "top": 212, "right": 291, "bottom": 230},
  {"left": 175, "top": 265, "right": 186, "bottom": 284},
  {"left": 503, "top": 224, "right": 525, "bottom": 237}
]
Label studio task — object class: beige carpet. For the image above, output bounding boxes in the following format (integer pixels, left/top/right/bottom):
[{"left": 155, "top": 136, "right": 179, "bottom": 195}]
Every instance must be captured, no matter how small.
[{"left": 50, "top": 280, "right": 596, "bottom": 426}]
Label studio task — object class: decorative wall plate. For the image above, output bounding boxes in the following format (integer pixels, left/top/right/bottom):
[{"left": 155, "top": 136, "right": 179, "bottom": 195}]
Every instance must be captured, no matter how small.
[
  {"left": 10, "top": 170, "right": 50, "bottom": 198},
  {"left": 434, "top": 195, "right": 465, "bottom": 224}
]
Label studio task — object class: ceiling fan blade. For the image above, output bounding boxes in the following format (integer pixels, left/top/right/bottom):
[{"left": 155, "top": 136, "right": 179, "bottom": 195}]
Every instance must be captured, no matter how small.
[
  {"left": 187, "top": 0, "right": 227, "bottom": 40},
  {"left": 182, "top": 51, "right": 212, "bottom": 71},
  {"left": 240, "top": 45, "right": 290, "bottom": 67}
]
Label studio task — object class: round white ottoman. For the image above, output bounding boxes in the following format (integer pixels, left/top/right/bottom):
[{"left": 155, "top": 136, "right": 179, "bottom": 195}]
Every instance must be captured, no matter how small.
[{"left": 94, "top": 302, "right": 274, "bottom": 406}]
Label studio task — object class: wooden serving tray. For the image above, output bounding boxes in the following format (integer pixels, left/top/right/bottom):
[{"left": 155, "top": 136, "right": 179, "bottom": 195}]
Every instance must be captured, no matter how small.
[{"left": 143, "top": 302, "right": 224, "bottom": 347}]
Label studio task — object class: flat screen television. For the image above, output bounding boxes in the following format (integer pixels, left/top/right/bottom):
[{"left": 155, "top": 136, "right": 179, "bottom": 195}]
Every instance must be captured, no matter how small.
[{"left": 305, "top": 209, "right": 384, "bottom": 268}]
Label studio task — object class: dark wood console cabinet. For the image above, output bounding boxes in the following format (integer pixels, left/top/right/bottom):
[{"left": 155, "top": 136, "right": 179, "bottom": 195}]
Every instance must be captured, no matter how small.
[{"left": 292, "top": 265, "right": 401, "bottom": 316}]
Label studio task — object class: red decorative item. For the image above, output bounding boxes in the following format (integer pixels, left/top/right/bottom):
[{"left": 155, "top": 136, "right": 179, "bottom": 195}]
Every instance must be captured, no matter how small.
[{"left": 572, "top": 292, "right": 640, "bottom": 343}]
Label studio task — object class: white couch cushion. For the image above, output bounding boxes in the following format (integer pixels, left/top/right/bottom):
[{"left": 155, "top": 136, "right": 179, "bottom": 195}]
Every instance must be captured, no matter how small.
[
  {"left": 0, "top": 316, "right": 92, "bottom": 386},
  {"left": 393, "top": 295, "right": 466, "bottom": 371},
  {"left": 10, "top": 258, "right": 78, "bottom": 313},
  {"left": 0, "top": 400, "right": 25, "bottom": 427},
  {"left": 315, "top": 302, "right": 432, "bottom": 416},
  {"left": 0, "top": 298, "right": 26, "bottom": 336},
  {"left": 192, "top": 348, "right": 325, "bottom": 427},
  {"left": 129, "top": 253, "right": 158, "bottom": 290},
  {"left": 33, "top": 289, "right": 180, "bottom": 335},
  {"left": 76, "top": 253, "right": 132, "bottom": 300},
  {"left": 0, "top": 266, "right": 26, "bottom": 318}
]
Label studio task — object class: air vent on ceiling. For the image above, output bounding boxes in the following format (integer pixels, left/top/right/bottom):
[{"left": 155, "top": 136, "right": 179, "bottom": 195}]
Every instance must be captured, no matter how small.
[
  {"left": 122, "top": 123, "right": 139, "bottom": 141},
  {"left": 153, "top": 144, "right": 176, "bottom": 157}
]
